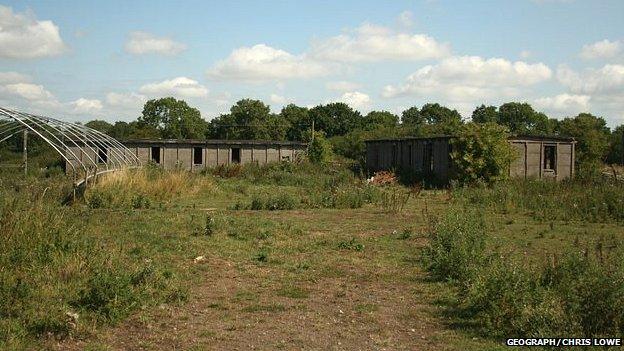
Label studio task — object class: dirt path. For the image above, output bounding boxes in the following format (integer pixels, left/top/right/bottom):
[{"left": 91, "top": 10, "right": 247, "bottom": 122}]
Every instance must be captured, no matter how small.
[
  {"left": 57, "top": 201, "right": 472, "bottom": 350},
  {"left": 63, "top": 254, "right": 446, "bottom": 350}
]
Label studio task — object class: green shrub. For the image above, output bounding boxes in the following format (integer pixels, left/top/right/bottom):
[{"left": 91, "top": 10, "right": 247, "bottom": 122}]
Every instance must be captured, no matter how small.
[
  {"left": 421, "top": 209, "right": 487, "bottom": 282},
  {"left": 249, "top": 192, "right": 298, "bottom": 210},
  {"left": 303, "top": 184, "right": 382, "bottom": 209},
  {"left": 0, "top": 185, "right": 182, "bottom": 345},
  {"left": 465, "top": 260, "right": 567, "bottom": 337},
  {"left": 254, "top": 250, "right": 269, "bottom": 263},
  {"left": 422, "top": 207, "right": 624, "bottom": 339},
  {"left": 542, "top": 251, "right": 624, "bottom": 337},
  {"left": 85, "top": 189, "right": 112, "bottom": 209},
  {"left": 74, "top": 268, "right": 141, "bottom": 323},
  {"left": 131, "top": 194, "right": 151, "bottom": 209},
  {"left": 450, "top": 122, "right": 518, "bottom": 185},
  {"left": 307, "top": 132, "right": 333, "bottom": 164},
  {"left": 337, "top": 238, "right": 364, "bottom": 251}
]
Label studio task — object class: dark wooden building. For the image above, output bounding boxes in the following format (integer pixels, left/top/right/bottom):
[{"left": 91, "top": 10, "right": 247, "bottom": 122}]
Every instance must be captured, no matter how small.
[{"left": 365, "top": 135, "right": 576, "bottom": 183}]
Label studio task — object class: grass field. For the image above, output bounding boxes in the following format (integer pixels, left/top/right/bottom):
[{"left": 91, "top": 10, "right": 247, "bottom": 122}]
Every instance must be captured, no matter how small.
[{"left": 1, "top": 162, "right": 623, "bottom": 350}]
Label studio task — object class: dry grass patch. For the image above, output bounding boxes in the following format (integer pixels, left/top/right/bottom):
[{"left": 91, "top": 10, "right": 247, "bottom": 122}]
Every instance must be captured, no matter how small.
[{"left": 85, "top": 168, "right": 216, "bottom": 209}]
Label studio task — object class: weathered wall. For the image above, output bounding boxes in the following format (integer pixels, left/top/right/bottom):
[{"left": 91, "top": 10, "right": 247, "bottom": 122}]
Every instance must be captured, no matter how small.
[
  {"left": 68, "top": 142, "right": 306, "bottom": 172},
  {"left": 177, "top": 148, "right": 192, "bottom": 170},
  {"left": 509, "top": 140, "right": 575, "bottom": 180},
  {"left": 365, "top": 138, "right": 452, "bottom": 183},
  {"left": 367, "top": 138, "right": 575, "bottom": 183}
]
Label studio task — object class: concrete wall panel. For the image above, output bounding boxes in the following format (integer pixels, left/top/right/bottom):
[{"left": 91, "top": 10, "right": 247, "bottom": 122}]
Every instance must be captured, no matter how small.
[
  {"left": 178, "top": 148, "right": 192, "bottom": 171},
  {"left": 253, "top": 146, "right": 267, "bottom": 164},
  {"left": 267, "top": 147, "right": 279, "bottom": 163},
  {"left": 206, "top": 146, "right": 218, "bottom": 167},
  {"left": 164, "top": 147, "right": 178, "bottom": 169}
]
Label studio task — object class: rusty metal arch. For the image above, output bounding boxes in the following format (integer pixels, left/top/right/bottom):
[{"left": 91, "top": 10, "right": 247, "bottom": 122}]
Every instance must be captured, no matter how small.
[{"left": 0, "top": 107, "right": 141, "bottom": 186}]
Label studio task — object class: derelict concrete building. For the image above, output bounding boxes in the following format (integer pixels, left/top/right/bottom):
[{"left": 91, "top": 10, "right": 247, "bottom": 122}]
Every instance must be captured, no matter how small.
[
  {"left": 67, "top": 139, "right": 307, "bottom": 172},
  {"left": 365, "top": 135, "right": 576, "bottom": 183}
]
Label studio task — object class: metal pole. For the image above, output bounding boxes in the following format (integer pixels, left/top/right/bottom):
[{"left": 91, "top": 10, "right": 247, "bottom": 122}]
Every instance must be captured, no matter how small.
[
  {"left": 22, "top": 130, "right": 27, "bottom": 175},
  {"left": 311, "top": 119, "right": 315, "bottom": 142}
]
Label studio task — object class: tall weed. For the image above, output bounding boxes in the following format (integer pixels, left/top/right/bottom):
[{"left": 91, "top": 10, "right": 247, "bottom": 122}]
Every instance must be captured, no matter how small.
[
  {"left": 453, "top": 179, "right": 624, "bottom": 222},
  {"left": 84, "top": 168, "right": 215, "bottom": 209},
  {"left": 423, "top": 207, "right": 624, "bottom": 338}
]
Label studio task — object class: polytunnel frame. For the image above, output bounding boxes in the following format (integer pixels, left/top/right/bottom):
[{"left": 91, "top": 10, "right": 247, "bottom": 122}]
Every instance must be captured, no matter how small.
[{"left": 0, "top": 107, "right": 141, "bottom": 187}]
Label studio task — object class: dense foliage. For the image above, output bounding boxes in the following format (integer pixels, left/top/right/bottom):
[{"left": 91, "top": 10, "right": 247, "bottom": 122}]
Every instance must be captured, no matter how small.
[
  {"left": 450, "top": 123, "right": 518, "bottom": 184},
  {"left": 306, "top": 132, "right": 333, "bottom": 164}
]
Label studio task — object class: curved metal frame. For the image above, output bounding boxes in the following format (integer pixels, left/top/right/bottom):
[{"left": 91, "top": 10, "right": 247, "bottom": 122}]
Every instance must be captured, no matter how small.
[{"left": 0, "top": 107, "right": 141, "bottom": 186}]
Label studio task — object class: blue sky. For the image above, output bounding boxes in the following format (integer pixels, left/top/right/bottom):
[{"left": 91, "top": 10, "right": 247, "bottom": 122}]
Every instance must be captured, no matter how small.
[{"left": 0, "top": 0, "right": 623, "bottom": 126}]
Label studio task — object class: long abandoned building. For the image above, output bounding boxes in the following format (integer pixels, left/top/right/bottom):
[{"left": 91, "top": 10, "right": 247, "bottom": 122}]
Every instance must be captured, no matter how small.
[
  {"left": 365, "top": 135, "right": 576, "bottom": 183},
  {"left": 67, "top": 139, "right": 307, "bottom": 171}
]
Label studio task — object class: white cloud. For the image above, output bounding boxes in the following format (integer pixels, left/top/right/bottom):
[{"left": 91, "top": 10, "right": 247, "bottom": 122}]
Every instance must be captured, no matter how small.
[
  {"left": 555, "top": 64, "right": 624, "bottom": 124},
  {"left": 70, "top": 98, "right": 103, "bottom": 114},
  {"left": 105, "top": 92, "right": 147, "bottom": 118},
  {"left": 0, "top": 71, "right": 31, "bottom": 84},
  {"left": 382, "top": 56, "right": 552, "bottom": 101},
  {"left": 335, "top": 91, "right": 371, "bottom": 110},
  {"left": 557, "top": 64, "right": 624, "bottom": 94},
  {"left": 106, "top": 92, "right": 147, "bottom": 108},
  {"left": 4, "top": 83, "right": 54, "bottom": 101},
  {"left": 207, "top": 44, "right": 331, "bottom": 81},
  {"left": 269, "top": 93, "right": 289, "bottom": 105},
  {"left": 139, "top": 77, "right": 208, "bottom": 98},
  {"left": 326, "top": 81, "right": 361, "bottom": 92},
  {"left": 534, "top": 94, "right": 590, "bottom": 115},
  {"left": 0, "top": 5, "right": 66, "bottom": 59},
  {"left": 580, "top": 39, "right": 621, "bottom": 60},
  {"left": 397, "top": 11, "right": 414, "bottom": 28},
  {"left": 124, "top": 31, "right": 187, "bottom": 56},
  {"left": 310, "top": 23, "right": 450, "bottom": 62}
]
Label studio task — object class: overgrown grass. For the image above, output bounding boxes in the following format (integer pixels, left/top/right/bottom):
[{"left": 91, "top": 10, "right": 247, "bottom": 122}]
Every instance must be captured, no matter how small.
[
  {"left": 0, "top": 185, "right": 185, "bottom": 349},
  {"left": 453, "top": 178, "right": 624, "bottom": 223},
  {"left": 422, "top": 205, "right": 624, "bottom": 339},
  {"left": 84, "top": 166, "right": 216, "bottom": 209}
]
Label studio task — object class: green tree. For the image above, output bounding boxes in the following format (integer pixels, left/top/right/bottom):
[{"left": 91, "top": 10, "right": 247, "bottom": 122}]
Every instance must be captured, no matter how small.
[
  {"left": 497, "top": 102, "right": 550, "bottom": 135},
  {"left": 85, "top": 120, "right": 113, "bottom": 134},
  {"left": 419, "top": 103, "right": 464, "bottom": 134},
  {"left": 401, "top": 106, "right": 424, "bottom": 126},
  {"left": 558, "top": 113, "right": 611, "bottom": 174},
  {"left": 471, "top": 105, "right": 498, "bottom": 123},
  {"left": 420, "top": 103, "right": 462, "bottom": 125},
  {"left": 309, "top": 103, "right": 363, "bottom": 137},
  {"left": 450, "top": 123, "right": 517, "bottom": 184},
  {"left": 307, "top": 132, "right": 333, "bottom": 164},
  {"left": 362, "top": 111, "right": 398, "bottom": 130},
  {"left": 280, "top": 104, "right": 310, "bottom": 141},
  {"left": 208, "top": 99, "right": 288, "bottom": 140},
  {"left": 138, "top": 97, "right": 207, "bottom": 139}
]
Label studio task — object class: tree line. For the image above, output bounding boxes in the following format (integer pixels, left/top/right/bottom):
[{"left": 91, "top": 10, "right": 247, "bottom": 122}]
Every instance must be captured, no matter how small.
[{"left": 85, "top": 96, "right": 624, "bottom": 173}]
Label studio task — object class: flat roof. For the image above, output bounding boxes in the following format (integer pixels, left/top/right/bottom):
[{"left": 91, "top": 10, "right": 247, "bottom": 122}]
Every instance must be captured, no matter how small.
[
  {"left": 365, "top": 134, "right": 575, "bottom": 143},
  {"left": 122, "top": 139, "right": 307, "bottom": 146},
  {"left": 364, "top": 135, "right": 452, "bottom": 143},
  {"left": 510, "top": 134, "right": 576, "bottom": 142}
]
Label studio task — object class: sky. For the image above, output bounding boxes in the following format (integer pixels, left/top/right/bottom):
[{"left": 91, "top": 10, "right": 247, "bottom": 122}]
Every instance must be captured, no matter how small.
[{"left": 0, "top": 0, "right": 623, "bottom": 126}]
